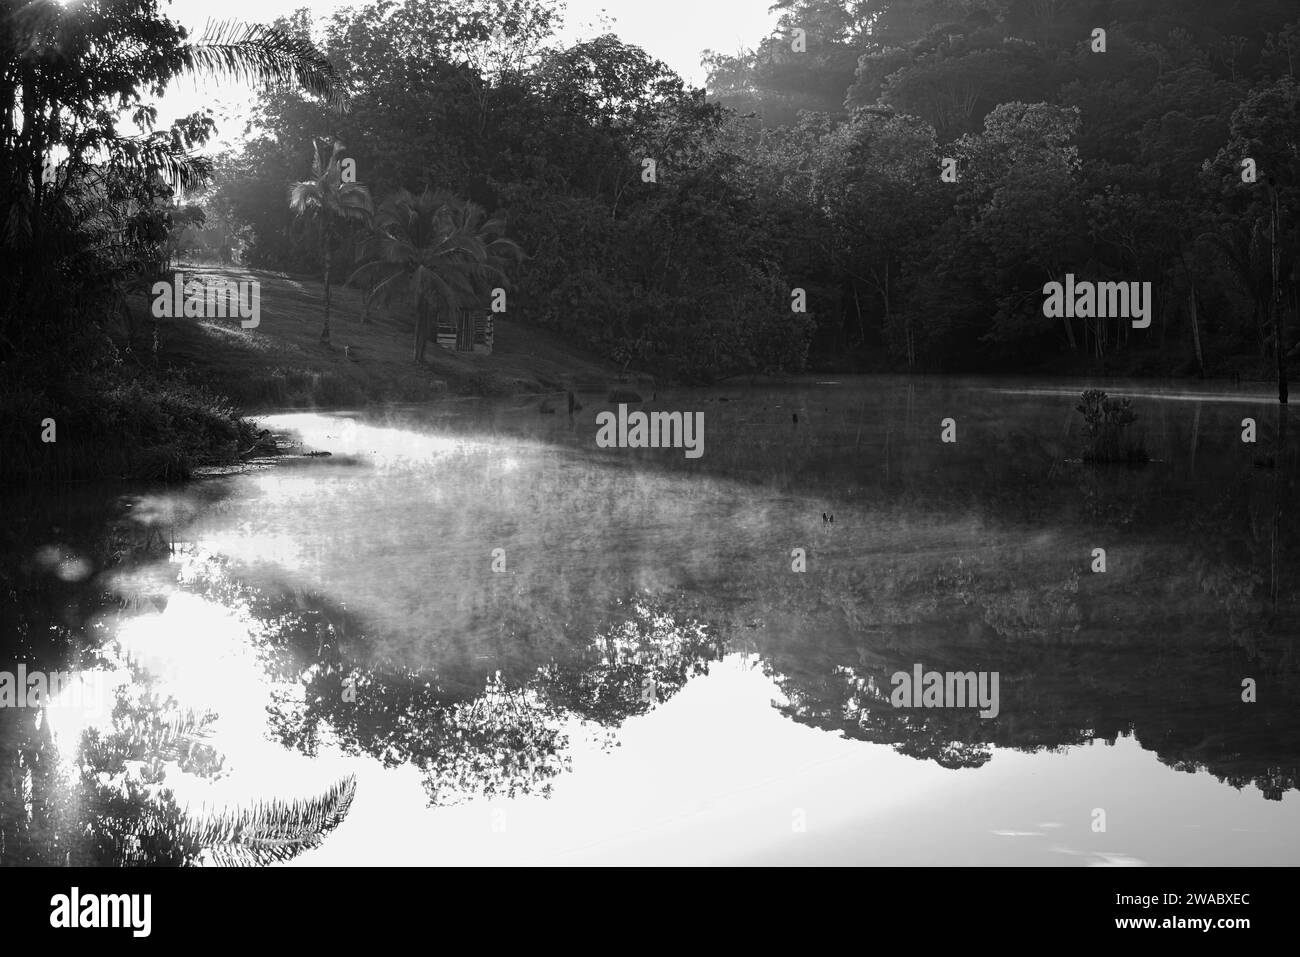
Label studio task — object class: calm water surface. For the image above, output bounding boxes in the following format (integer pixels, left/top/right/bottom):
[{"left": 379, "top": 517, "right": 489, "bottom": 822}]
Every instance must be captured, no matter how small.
[{"left": 3, "top": 376, "right": 1298, "bottom": 865}]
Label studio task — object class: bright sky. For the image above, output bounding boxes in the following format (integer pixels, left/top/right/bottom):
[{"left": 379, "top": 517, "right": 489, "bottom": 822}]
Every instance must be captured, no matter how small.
[{"left": 157, "top": 0, "right": 780, "bottom": 151}]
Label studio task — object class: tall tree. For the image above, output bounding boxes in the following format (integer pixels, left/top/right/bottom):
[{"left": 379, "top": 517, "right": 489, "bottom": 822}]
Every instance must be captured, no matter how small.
[
  {"left": 288, "top": 140, "right": 374, "bottom": 345},
  {"left": 0, "top": 0, "right": 342, "bottom": 360}
]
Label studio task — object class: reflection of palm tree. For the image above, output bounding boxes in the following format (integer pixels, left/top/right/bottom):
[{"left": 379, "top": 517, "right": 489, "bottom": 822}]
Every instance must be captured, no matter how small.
[
  {"left": 190, "top": 776, "right": 357, "bottom": 866},
  {"left": 2, "top": 684, "right": 360, "bottom": 865},
  {"left": 0, "top": 486, "right": 380, "bottom": 867},
  {"left": 77, "top": 772, "right": 359, "bottom": 866}
]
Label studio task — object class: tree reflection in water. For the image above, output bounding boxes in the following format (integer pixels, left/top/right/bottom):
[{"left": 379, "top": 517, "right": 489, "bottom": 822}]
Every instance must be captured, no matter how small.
[
  {"left": 2, "top": 670, "right": 358, "bottom": 865},
  {"left": 0, "top": 490, "right": 358, "bottom": 866},
  {"left": 3, "top": 391, "right": 1299, "bottom": 865},
  {"left": 194, "top": 561, "right": 729, "bottom": 806}
]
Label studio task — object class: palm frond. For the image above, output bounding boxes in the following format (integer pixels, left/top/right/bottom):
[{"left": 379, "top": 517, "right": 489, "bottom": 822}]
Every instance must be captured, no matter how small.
[
  {"left": 121, "top": 145, "right": 213, "bottom": 195},
  {"left": 184, "top": 20, "right": 345, "bottom": 109},
  {"left": 336, "top": 183, "right": 374, "bottom": 220},
  {"left": 288, "top": 181, "right": 323, "bottom": 215},
  {"left": 191, "top": 774, "right": 358, "bottom": 866},
  {"left": 346, "top": 261, "right": 406, "bottom": 297}
]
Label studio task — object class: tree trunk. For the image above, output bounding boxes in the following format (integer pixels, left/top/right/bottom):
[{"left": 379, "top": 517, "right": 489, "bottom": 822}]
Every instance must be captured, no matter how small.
[
  {"left": 879, "top": 260, "right": 892, "bottom": 347},
  {"left": 1277, "top": 297, "right": 1288, "bottom": 404},
  {"left": 1189, "top": 285, "right": 1204, "bottom": 377},
  {"left": 320, "top": 239, "right": 332, "bottom": 345},
  {"left": 1273, "top": 266, "right": 1288, "bottom": 404},
  {"left": 852, "top": 283, "right": 865, "bottom": 348},
  {"left": 1271, "top": 185, "right": 1287, "bottom": 404},
  {"left": 1271, "top": 404, "right": 1287, "bottom": 604},
  {"left": 413, "top": 300, "right": 427, "bottom": 362}
]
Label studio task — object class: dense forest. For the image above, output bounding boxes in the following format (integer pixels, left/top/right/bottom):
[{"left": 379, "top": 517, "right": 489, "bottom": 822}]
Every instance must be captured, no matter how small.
[
  {"left": 214, "top": 0, "right": 1300, "bottom": 380},
  {"left": 3, "top": 0, "right": 1300, "bottom": 480}
]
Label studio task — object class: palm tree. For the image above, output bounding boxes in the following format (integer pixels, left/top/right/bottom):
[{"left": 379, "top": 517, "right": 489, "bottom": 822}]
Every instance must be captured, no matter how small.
[
  {"left": 1, "top": 10, "right": 343, "bottom": 257},
  {"left": 0, "top": 7, "right": 346, "bottom": 353},
  {"left": 348, "top": 189, "right": 522, "bottom": 362},
  {"left": 289, "top": 140, "right": 373, "bottom": 345}
]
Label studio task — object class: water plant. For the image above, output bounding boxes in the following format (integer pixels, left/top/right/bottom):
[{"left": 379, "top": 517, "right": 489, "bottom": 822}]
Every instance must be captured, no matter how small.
[{"left": 1076, "top": 389, "right": 1149, "bottom": 464}]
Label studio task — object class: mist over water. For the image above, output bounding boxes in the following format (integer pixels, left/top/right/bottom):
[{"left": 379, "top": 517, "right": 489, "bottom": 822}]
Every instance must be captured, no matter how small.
[{"left": 3, "top": 377, "right": 1298, "bottom": 865}]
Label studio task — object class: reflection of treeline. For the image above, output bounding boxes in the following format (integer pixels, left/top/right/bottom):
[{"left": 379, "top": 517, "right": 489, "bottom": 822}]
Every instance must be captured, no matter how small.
[
  {"left": 535, "top": 601, "right": 724, "bottom": 725},
  {"left": 689, "top": 401, "right": 1300, "bottom": 792},
  {"left": 267, "top": 598, "right": 721, "bottom": 806},
  {"left": 180, "top": 561, "right": 726, "bottom": 804},
  {"left": 746, "top": 535, "right": 1300, "bottom": 794},
  {"left": 764, "top": 641, "right": 1300, "bottom": 798},
  {"left": 177, "top": 401, "right": 1300, "bottom": 797}
]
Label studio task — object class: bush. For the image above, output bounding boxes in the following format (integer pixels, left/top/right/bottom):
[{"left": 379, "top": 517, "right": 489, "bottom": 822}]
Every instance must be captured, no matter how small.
[
  {"left": 1076, "top": 389, "right": 1148, "bottom": 464},
  {"left": 0, "top": 367, "right": 248, "bottom": 484}
]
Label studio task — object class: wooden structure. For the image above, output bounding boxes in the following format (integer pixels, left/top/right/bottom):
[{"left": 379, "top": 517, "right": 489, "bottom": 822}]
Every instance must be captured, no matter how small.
[{"left": 436, "top": 309, "right": 493, "bottom": 354}]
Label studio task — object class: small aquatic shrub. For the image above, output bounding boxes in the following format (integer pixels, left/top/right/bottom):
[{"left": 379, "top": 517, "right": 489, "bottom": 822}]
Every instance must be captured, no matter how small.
[{"left": 1076, "top": 389, "right": 1148, "bottom": 464}]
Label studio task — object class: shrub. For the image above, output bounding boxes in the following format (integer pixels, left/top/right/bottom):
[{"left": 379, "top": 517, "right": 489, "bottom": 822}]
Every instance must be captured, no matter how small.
[
  {"left": 1076, "top": 389, "right": 1148, "bottom": 464},
  {"left": 0, "top": 368, "right": 247, "bottom": 484}
]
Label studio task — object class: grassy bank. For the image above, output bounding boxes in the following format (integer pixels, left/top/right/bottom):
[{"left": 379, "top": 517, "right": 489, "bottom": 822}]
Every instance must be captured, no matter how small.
[
  {"left": 0, "top": 262, "right": 642, "bottom": 484},
  {"left": 139, "top": 263, "right": 632, "bottom": 410},
  {"left": 0, "top": 367, "right": 258, "bottom": 484}
]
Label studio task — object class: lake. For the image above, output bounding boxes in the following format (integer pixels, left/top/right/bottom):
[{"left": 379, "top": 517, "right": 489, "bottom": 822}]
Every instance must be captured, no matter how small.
[{"left": 2, "top": 375, "right": 1298, "bottom": 865}]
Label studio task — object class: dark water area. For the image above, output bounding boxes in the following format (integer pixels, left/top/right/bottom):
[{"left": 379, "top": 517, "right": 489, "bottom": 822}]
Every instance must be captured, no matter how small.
[{"left": 3, "top": 376, "right": 1298, "bottom": 865}]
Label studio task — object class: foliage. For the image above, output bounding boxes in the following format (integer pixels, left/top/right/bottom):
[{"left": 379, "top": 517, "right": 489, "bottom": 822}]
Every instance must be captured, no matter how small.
[
  {"left": 348, "top": 189, "right": 521, "bottom": 361},
  {"left": 1076, "top": 389, "right": 1149, "bottom": 464},
  {"left": 0, "top": 0, "right": 343, "bottom": 483},
  {"left": 218, "top": 3, "right": 815, "bottom": 381},
  {"left": 288, "top": 139, "right": 374, "bottom": 344},
  {"left": 692, "top": 0, "right": 1300, "bottom": 376}
]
